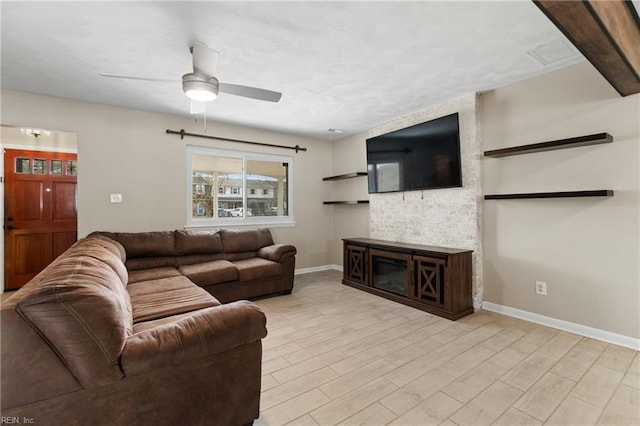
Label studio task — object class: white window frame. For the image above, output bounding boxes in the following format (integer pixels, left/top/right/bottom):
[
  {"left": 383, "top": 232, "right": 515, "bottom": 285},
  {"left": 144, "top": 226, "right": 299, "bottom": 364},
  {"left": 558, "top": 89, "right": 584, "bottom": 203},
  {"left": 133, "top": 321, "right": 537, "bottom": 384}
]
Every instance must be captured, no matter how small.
[{"left": 186, "top": 145, "right": 295, "bottom": 228}]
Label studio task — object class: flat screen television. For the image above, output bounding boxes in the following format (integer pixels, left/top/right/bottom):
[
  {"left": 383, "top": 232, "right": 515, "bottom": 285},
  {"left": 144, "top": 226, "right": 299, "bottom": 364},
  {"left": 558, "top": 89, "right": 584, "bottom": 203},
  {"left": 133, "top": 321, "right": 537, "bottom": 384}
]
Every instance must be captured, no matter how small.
[{"left": 366, "top": 112, "right": 462, "bottom": 194}]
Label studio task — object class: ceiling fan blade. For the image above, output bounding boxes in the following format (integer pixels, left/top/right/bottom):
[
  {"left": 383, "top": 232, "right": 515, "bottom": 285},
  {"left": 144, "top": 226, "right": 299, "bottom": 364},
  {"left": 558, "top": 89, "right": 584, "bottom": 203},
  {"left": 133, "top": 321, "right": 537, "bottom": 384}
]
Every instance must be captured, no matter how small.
[
  {"left": 191, "top": 43, "right": 218, "bottom": 77},
  {"left": 99, "top": 72, "right": 177, "bottom": 83},
  {"left": 190, "top": 100, "right": 207, "bottom": 115},
  {"left": 219, "top": 83, "right": 282, "bottom": 103}
]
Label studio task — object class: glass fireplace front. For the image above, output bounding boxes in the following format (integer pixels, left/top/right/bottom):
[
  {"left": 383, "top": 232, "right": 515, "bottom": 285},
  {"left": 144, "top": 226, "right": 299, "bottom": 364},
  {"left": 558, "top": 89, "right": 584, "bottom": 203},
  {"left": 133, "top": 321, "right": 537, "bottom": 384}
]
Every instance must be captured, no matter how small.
[{"left": 371, "top": 255, "right": 408, "bottom": 297}]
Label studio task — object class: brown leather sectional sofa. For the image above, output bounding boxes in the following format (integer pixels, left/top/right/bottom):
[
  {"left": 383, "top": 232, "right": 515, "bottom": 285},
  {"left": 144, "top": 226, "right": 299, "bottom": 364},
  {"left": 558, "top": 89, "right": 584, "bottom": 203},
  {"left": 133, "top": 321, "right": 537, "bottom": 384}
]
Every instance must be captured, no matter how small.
[
  {"left": 0, "top": 228, "right": 297, "bottom": 425},
  {"left": 92, "top": 228, "right": 297, "bottom": 302}
]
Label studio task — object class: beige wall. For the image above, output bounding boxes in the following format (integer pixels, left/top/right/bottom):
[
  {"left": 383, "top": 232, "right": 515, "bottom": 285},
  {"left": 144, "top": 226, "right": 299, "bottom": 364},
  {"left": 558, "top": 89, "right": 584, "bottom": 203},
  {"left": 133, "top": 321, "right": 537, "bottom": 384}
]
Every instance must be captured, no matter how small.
[
  {"left": 328, "top": 132, "right": 370, "bottom": 265},
  {"left": 481, "top": 62, "right": 640, "bottom": 339},
  {"left": 1, "top": 90, "right": 333, "bottom": 270}
]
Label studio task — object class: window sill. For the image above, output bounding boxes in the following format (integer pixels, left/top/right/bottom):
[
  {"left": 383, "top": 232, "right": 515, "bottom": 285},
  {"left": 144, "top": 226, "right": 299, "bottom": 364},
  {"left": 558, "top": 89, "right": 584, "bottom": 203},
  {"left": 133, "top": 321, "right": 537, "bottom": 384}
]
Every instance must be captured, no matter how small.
[{"left": 185, "top": 218, "right": 296, "bottom": 230}]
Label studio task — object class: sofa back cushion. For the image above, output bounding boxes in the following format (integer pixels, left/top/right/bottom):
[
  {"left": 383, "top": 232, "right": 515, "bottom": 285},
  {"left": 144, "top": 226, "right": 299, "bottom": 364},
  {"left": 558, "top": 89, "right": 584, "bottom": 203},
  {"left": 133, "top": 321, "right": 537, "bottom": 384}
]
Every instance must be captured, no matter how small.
[
  {"left": 16, "top": 237, "right": 132, "bottom": 388},
  {"left": 91, "top": 231, "right": 176, "bottom": 259},
  {"left": 220, "top": 228, "right": 274, "bottom": 253},
  {"left": 65, "top": 237, "right": 129, "bottom": 285},
  {"left": 175, "top": 230, "right": 223, "bottom": 255}
]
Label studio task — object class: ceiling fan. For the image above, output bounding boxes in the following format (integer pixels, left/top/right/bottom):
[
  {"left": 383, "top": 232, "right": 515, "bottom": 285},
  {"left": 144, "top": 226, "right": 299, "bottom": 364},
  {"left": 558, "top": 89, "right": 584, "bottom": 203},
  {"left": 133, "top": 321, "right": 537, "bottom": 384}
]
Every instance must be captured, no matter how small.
[{"left": 100, "top": 42, "right": 282, "bottom": 114}]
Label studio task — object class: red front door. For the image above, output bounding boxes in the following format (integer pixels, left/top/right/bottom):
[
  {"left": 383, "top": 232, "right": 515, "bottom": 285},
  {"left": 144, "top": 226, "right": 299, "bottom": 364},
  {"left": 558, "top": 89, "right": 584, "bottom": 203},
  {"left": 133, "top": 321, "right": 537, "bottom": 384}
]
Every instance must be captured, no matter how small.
[{"left": 4, "top": 149, "right": 78, "bottom": 290}]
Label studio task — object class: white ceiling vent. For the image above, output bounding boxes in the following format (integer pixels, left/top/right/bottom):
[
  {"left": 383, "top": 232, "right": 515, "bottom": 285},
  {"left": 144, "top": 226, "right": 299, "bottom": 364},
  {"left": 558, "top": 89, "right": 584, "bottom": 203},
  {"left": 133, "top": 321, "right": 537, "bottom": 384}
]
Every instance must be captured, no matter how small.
[{"left": 527, "top": 39, "right": 580, "bottom": 65}]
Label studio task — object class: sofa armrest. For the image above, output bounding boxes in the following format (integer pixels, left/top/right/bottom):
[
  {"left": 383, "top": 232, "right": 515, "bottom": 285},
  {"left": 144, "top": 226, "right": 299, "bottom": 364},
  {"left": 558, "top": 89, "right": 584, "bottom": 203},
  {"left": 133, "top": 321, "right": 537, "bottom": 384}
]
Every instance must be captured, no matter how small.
[
  {"left": 120, "top": 301, "right": 267, "bottom": 376},
  {"left": 258, "top": 244, "right": 297, "bottom": 262}
]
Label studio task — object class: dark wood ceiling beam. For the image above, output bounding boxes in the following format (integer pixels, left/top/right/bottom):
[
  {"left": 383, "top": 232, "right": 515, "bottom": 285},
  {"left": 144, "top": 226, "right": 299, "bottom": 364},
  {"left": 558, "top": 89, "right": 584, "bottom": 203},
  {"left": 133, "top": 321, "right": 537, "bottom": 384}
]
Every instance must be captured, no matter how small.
[{"left": 533, "top": 0, "right": 640, "bottom": 96}]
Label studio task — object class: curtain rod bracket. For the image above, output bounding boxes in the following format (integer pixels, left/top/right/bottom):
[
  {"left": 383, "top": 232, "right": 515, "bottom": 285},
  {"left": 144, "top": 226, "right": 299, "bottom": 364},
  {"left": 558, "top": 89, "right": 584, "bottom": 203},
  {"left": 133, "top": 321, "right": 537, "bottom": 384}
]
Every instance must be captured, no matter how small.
[{"left": 166, "top": 128, "right": 307, "bottom": 153}]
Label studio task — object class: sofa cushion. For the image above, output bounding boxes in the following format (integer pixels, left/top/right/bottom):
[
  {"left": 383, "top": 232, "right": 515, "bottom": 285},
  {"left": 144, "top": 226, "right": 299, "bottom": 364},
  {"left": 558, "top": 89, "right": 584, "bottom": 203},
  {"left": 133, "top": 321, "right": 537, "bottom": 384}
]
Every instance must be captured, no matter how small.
[
  {"left": 234, "top": 258, "right": 282, "bottom": 281},
  {"left": 175, "top": 230, "right": 223, "bottom": 255},
  {"left": 220, "top": 228, "right": 274, "bottom": 253},
  {"left": 178, "top": 260, "right": 239, "bottom": 286},
  {"left": 131, "top": 311, "right": 197, "bottom": 334},
  {"left": 128, "top": 276, "right": 219, "bottom": 322},
  {"left": 65, "top": 237, "right": 129, "bottom": 286},
  {"left": 127, "top": 267, "right": 181, "bottom": 284},
  {"left": 94, "top": 231, "right": 176, "bottom": 258},
  {"left": 16, "top": 251, "right": 132, "bottom": 388},
  {"left": 121, "top": 301, "right": 267, "bottom": 376},
  {"left": 85, "top": 234, "right": 127, "bottom": 261},
  {"left": 125, "top": 256, "right": 176, "bottom": 271},
  {"left": 174, "top": 253, "right": 225, "bottom": 267}
]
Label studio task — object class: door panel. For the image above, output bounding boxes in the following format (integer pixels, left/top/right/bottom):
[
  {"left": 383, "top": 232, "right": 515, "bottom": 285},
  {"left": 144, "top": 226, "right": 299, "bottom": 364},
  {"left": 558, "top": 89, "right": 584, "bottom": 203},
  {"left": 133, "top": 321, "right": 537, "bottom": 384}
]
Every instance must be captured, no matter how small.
[
  {"left": 14, "top": 232, "right": 50, "bottom": 282},
  {"left": 52, "top": 182, "right": 77, "bottom": 221},
  {"left": 4, "top": 149, "right": 77, "bottom": 290},
  {"left": 14, "top": 180, "right": 44, "bottom": 221},
  {"left": 53, "top": 231, "right": 78, "bottom": 259}
]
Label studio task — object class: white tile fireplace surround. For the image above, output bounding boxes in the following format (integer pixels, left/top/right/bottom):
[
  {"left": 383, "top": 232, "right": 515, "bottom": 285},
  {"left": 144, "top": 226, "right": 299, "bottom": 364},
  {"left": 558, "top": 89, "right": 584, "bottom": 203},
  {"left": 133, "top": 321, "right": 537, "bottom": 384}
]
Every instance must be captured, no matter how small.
[{"left": 368, "top": 94, "right": 483, "bottom": 300}]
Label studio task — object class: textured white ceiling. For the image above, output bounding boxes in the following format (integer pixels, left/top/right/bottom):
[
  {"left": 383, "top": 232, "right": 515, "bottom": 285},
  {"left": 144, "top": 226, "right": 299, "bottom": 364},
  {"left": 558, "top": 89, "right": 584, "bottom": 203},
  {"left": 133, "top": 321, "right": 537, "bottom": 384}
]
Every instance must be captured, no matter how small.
[{"left": 1, "top": 1, "right": 589, "bottom": 140}]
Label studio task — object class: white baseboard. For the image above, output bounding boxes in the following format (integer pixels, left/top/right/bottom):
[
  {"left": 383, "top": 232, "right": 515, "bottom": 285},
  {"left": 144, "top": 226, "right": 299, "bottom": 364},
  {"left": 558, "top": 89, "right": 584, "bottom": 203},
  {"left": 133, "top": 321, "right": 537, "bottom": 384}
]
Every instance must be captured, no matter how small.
[
  {"left": 482, "top": 301, "right": 640, "bottom": 351},
  {"left": 295, "top": 264, "right": 342, "bottom": 275}
]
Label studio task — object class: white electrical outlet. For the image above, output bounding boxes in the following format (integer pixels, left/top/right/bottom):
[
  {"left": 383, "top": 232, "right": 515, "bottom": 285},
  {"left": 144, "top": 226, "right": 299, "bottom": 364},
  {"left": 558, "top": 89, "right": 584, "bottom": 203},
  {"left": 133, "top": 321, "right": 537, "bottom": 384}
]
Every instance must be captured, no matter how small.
[
  {"left": 110, "top": 193, "right": 123, "bottom": 203},
  {"left": 535, "top": 281, "right": 547, "bottom": 295}
]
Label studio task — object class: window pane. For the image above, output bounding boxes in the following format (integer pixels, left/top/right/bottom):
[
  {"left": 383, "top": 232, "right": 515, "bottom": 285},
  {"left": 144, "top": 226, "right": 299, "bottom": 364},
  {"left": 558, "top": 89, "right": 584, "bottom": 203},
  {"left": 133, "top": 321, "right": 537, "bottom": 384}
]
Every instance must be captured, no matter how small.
[
  {"left": 66, "top": 160, "right": 77, "bottom": 176},
  {"left": 15, "top": 158, "right": 30, "bottom": 173},
  {"left": 192, "top": 154, "right": 243, "bottom": 219},
  {"left": 51, "top": 160, "right": 63, "bottom": 174},
  {"left": 246, "top": 160, "right": 288, "bottom": 217},
  {"left": 33, "top": 159, "right": 47, "bottom": 174}
]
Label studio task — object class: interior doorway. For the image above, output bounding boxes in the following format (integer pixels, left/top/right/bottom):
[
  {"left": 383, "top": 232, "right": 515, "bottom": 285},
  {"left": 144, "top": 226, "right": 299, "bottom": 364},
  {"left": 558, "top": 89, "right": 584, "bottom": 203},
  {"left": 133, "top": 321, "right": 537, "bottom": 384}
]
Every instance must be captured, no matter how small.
[{"left": 1, "top": 126, "right": 78, "bottom": 292}]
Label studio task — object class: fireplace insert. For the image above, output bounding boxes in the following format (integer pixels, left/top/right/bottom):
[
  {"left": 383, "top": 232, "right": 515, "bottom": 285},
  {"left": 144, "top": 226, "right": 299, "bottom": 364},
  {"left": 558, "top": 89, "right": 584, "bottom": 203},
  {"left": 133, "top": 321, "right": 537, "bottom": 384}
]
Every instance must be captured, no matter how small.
[{"left": 371, "top": 255, "right": 408, "bottom": 297}]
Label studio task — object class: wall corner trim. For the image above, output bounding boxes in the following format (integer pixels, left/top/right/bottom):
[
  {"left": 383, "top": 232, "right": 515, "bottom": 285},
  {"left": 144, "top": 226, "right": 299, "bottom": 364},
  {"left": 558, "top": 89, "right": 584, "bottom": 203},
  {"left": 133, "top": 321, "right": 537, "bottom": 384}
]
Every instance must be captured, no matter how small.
[
  {"left": 483, "top": 301, "right": 639, "bottom": 351},
  {"left": 295, "top": 264, "right": 343, "bottom": 275}
]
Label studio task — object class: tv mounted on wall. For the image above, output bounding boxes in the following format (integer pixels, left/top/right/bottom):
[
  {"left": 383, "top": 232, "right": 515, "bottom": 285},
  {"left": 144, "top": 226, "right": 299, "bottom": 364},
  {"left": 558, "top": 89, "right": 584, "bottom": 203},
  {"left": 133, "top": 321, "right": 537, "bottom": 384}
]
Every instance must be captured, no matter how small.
[{"left": 366, "top": 112, "right": 462, "bottom": 194}]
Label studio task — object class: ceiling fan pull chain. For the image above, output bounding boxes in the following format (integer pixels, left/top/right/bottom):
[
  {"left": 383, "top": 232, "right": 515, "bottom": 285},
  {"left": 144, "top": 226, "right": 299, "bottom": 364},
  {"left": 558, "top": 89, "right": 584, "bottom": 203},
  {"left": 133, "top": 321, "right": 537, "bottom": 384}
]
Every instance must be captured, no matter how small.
[{"left": 204, "top": 105, "right": 207, "bottom": 133}]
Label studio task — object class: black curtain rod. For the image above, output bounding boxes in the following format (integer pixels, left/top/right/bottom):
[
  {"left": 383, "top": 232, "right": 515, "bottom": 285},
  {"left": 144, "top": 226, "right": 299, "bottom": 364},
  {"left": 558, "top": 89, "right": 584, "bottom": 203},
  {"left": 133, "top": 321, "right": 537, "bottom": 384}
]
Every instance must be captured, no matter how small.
[{"left": 166, "top": 129, "right": 308, "bottom": 153}]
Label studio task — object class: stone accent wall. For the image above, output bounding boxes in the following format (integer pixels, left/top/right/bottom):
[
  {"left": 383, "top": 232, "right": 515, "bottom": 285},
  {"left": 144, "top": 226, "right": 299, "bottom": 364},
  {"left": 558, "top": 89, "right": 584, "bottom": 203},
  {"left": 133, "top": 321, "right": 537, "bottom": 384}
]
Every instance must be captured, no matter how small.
[{"left": 369, "top": 94, "right": 483, "bottom": 299}]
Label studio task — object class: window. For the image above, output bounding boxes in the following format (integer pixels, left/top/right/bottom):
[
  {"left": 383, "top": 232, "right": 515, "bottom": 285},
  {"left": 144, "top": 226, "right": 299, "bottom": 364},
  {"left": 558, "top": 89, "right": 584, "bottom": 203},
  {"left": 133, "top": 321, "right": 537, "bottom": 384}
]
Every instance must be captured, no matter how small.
[
  {"left": 66, "top": 160, "right": 77, "bottom": 176},
  {"left": 33, "top": 159, "right": 47, "bottom": 174},
  {"left": 15, "top": 158, "right": 30, "bottom": 173},
  {"left": 187, "top": 146, "right": 294, "bottom": 227},
  {"left": 51, "top": 160, "right": 63, "bottom": 175},
  {"left": 14, "top": 157, "right": 77, "bottom": 176}
]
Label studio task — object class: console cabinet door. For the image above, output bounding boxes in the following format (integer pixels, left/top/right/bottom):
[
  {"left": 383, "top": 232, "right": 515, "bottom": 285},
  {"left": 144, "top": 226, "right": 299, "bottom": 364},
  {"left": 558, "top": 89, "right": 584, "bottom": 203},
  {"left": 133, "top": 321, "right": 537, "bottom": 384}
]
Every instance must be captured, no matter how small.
[
  {"left": 344, "top": 244, "right": 367, "bottom": 285},
  {"left": 411, "top": 255, "right": 450, "bottom": 311}
]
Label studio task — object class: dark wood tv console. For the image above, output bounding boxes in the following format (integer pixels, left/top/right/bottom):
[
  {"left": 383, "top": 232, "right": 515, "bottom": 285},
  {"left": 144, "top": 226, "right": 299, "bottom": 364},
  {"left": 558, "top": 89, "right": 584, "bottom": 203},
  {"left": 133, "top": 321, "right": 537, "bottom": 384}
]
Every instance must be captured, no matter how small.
[{"left": 342, "top": 238, "right": 473, "bottom": 320}]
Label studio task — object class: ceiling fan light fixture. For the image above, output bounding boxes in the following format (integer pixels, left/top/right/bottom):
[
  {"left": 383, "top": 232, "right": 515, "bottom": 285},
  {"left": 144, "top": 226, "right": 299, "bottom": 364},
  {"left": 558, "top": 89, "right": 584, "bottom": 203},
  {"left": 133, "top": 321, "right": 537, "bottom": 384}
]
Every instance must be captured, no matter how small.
[{"left": 182, "top": 73, "right": 219, "bottom": 102}]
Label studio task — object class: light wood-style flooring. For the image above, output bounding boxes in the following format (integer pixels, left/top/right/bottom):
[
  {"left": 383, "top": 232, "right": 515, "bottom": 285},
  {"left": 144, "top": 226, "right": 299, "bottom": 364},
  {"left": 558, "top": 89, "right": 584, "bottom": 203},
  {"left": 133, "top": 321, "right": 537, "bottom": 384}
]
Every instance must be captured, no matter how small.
[{"left": 253, "top": 270, "right": 639, "bottom": 426}]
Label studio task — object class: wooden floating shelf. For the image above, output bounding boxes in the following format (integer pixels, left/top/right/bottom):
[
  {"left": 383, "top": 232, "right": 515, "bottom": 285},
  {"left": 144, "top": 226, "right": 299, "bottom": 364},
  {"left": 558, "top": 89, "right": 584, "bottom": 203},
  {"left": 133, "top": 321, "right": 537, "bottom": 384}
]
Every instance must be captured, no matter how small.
[
  {"left": 322, "top": 172, "right": 368, "bottom": 181},
  {"left": 484, "top": 190, "right": 614, "bottom": 200},
  {"left": 484, "top": 133, "right": 613, "bottom": 158},
  {"left": 323, "top": 200, "right": 370, "bottom": 205}
]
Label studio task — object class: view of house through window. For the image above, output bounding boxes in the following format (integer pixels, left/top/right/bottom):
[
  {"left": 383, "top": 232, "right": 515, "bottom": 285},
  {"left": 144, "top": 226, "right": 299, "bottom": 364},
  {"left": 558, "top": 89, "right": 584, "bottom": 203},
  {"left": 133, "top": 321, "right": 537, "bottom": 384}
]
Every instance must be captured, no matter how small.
[{"left": 188, "top": 147, "right": 292, "bottom": 226}]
